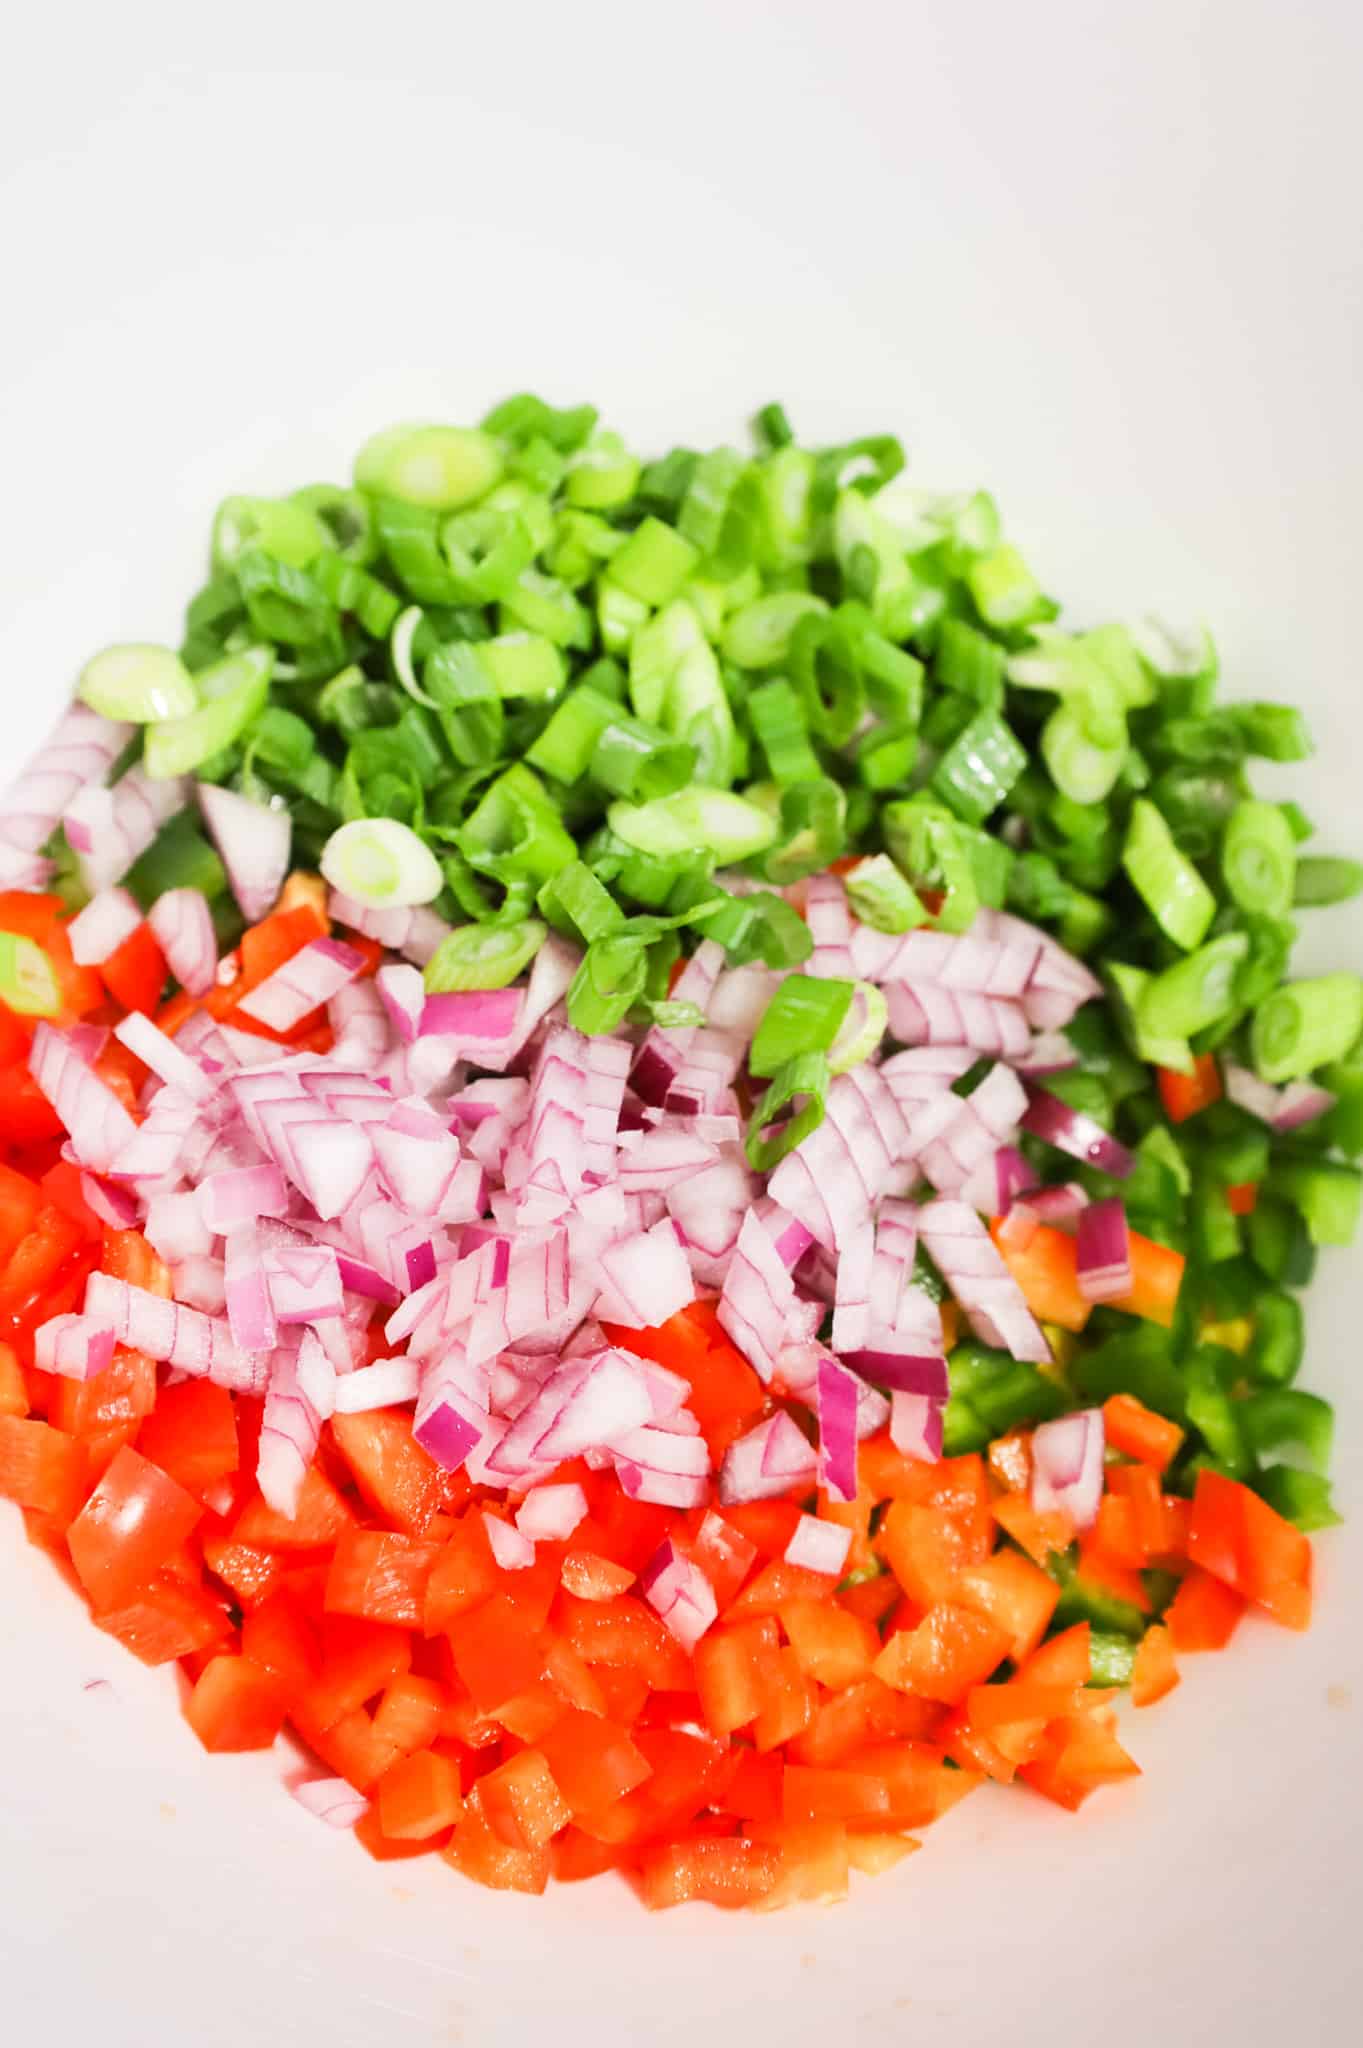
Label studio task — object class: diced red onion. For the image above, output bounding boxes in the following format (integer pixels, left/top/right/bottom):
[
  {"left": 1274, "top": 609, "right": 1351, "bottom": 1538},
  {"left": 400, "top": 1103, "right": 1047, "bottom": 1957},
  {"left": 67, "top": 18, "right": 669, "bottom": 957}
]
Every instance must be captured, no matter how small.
[
  {"left": 238, "top": 937, "right": 366, "bottom": 1033},
  {"left": 144, "top": 1190, "right": 214, "bottom": 1265},
  {"left": 327, "top": 888, "right": 413, "bottom": 949},
  {"left": 257, "top": 1339, "right": 323, "bottom": 1517},
  {"left": 267, "top": 1244, "right": 344, "bottom": 1324},
  {"left": 484, "top": 1511, "right": 536, "bottom": 1570},
  {"left": 886, "top": 983, "right": 1031, "bottom": 1060},
  {"left": 1031, "top": 1408, "right": 1105, "bottom": 1529},
  {"left": 805, "top": 873, "right": 855, "bottom": 980},
  {"left": 328, "top": 981, "right": 390, "bottom": 1068},
  {"left": 401, "top": 906, "right": 455, "bottom": 968},
  {"left": 1222, "top": 1061, "right": 1336, "bottom": 1135},
  {"left": 68, "top": 888, "right": 142, "bottom": 966},
  {"left": 639, "top": 1537, "right": 719, "bottom": 1649},
  {"left": 515, "top": 1482, "right": 589, "bottom": 1543},
  {"left": 0, "top": 704, "right": 132, "bottom": 884},
  {"left": 289, "top": 1778, "right": 370, "bottom": 1829},
  {"left": 33, "top": 1313, "right": 117, "bottom": 1382},
  {"left": 842, "top": 1348, "right": 949, "bottom": 1398},
  {"left": 198, "top": 782, "right": 290, "bottom": 924},
  {"left": 1021, "top": 1085, "right": 1134, "bottom": 1178},
  {"left": 917, "top": 1198, "right": 1051, "bottom": 1363},
  {"left": 331, "top": 1356, "right": 420, "bottom": 1413},
  {"left": 720, "top": 1409, "right": 819, "bottom": 1506},
  {"left": 595, "top": 1219, "right": 693, "bottom": 1330},
  {"left": 1010, "top": 1030, "right": 1080, "bottom": 1077},
  {"left": 374, "top": 963, "right": 425, "bottom": 1047},
  {"left": 79, "top": 1171, "right": 142, "bottom": 1230},
  {"left": 144, "top": 887, "right": 219, "bottom": 999},
  {"left": 114, "top": 1012, "right": 217, "bottom": 1104},
  {"left": 784, "top": 1514, "right": 853, "bottom": 1577},
  {"left": 85, "top": 1271, "right": 266, "bottom": 1393},
  {"left": 70, "top": 770, "right": 189, "bottom": 893},
  {"left": 225, "top": 1227, "right": 277, "bottom": 1354},
  {"left": 29, "top": 1023, "right": 139, "bottom": 1174},
  {"left": 198, "top": 1164, "right": 290, "bottom": 1235},
  {"left": 889, "top": 1390, "right": 944, "bottom": 1463},
  {"left": 1076, "top": 1196, "right": 1133, "bottom": 1303},
  {"left": 851, "top": 921, "right": 1040, "bottom": 998}
]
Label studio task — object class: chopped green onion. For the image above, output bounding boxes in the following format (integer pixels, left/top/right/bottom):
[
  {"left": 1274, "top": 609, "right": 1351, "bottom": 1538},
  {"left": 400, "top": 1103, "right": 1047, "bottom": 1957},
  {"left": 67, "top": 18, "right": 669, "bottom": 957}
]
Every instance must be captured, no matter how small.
[
  {"left": 753, "top": 402, "right": 794, "bottom": 450},
  {"left": 750, "top": 975, "right": 855, "bottom": 1078},
  {"left": 143, "top": 647, "right": 273, "bottom": 779},
  {"left": 567, "top": 934, "right": 648, "bottom": 1033},
  {"left": 525, "top": 684, "right": 617, "bottom": 785},
  {"left": 290, "top": 484, "right": 376, "bottom": 563},
  {"left": 745, "top": 1051, "right": 829, "bottom": 1172},
  {"left": 828, "top": 982, "right": 888, "bottom": 1074},
  {"left": 596, "top": 580, "right": 650, "bottom": 655},
  {"left": 608, "top": 787, "right": 777, "bottom": 865},
  {"left": 1251, "top": 974, "right": 1363, "bottom": 1082},
  {"left": 308, "top": 552, "right": 403, "bottom": 638},
  {"left": 320, "top": 817, "right": 444, "bottom": 907},
  {"left": 748, "top": 679, "right": 821, "bottom": 786},
  {"left": 1122, "top": 798, "right": 1216, "bottom": 950},
  {"left": 422, "top": 642, "right": 505, "bottom": 767},
  {"left": 423, "top": 919, "right": 546, "bottom": 992},
  {"left": 125, "top": 813, "right": 227, "bottom": 909},
  {"left": 603, "top": 517, "right": 699, "bottom": 609},
  {"left": 354, "top": 423, "right": 503, "bottom": 510},
  {"left": 0, "top": 932, "right": 62, "bottom": 1016},
  {"left": 590, "top": 711, "right": 695, "bottom": 803},
  {"left": 499, "top": 567, "right": 592, "bottom": 649},
  {"left": 721, "top": 591, "right": 827, "bottom": 670},
  {"left": 883, "top": 799, "right": 979, "bottom": 933},
  {"left": 1042, "top": 701, "right": 1126, "bottom": 806},
  {"left": 565, "top": 432, "right": 640, "bottom": 510},
  {"left": 966, "top": 544, "right": 1045, "bottom": 629},
  {"left": 481, "top": 393, "right": 598, "bottom": 454},
  {"left": 1233, "top": 701, "right": 1312, "bottom": 762},
  {"left": 79, "top": 644, "right": 198, "bottom": 724},
  {"left": 677, "top": 446, "right": 745, "bottom": 556},
  {"left": 752, "top": 778, "right": 847, "bottom": 885},
  {"left": 1221, "top": 800, "right": 1296, "bottom": 916},
  {"left": 472, "top": 633, "right": 565, "bottom": 701},
  {"left": 212, "top": 494, "right": 330, "bottom": 572},
  {"left": 843, "top": 853, "right": 927, "bottom": 934},
  {"left": 1137, "top": 933, "right": 1248, "bottom": 1040},
  {"left": 538, "top": 862, "right": 625, "bottom": 944},
  {"left": 457, "top": 764, "right": 577, "bottom": 889},
  {"left": 932, "top": 707, "right": 1027, "bottom": 824},
  {"left": 1106, "top": 961, "right": 1192, "bottom": 1073},
  {"left": 1292, "top": 855, "right": 1363, "bottom": 907}
]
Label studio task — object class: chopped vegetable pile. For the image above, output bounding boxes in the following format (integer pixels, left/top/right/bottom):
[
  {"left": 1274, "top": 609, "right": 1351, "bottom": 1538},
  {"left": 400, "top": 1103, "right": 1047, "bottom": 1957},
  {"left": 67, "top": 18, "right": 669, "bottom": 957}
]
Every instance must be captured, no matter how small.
[{"left": 0, "top": 396, "right": 1356, "bottom": 1910}]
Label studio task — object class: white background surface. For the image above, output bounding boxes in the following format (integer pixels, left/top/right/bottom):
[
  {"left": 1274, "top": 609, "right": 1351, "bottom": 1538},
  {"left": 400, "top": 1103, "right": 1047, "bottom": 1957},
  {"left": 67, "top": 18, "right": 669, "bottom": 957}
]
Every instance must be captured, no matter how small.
[{"left": 1, "top": 3, "right": 1361, "bottom": 2041}]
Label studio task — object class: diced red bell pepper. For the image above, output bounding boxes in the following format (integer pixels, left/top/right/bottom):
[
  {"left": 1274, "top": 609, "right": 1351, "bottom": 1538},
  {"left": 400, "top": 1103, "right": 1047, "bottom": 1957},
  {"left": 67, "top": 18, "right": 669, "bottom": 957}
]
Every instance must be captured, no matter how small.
[
  {"left": 377, "top": 1747, "right": 465, "bottom": 1840},
  {"left": 324, "top": 1529, "right": 441, "bottom": 1627},
  {"left": 186, "top": 1654, "right": 289, "bottom": 1752},
  {"left": 66, "top": 1445, "right": 202, "bottom": 1613}
]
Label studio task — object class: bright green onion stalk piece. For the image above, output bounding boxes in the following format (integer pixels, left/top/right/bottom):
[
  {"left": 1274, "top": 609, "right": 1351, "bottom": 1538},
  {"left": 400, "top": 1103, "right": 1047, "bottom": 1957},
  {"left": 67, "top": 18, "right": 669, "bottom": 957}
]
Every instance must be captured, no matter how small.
[
  {"left": 843, "top": 853, "right": 928, "bottom": 934},
  {"left": 320, "top": 817, "right": 444, "bottom": 907},
  {"left": 749, "top": 974, "right": 855, "bottom": 1078},
  {"left": 212, "top": 494, "right": 331, "bottom": 572},
  {"left": 424, "top": 919, "right": 546, "bottom": 992},
  {"left": 79, "top": 643, "right": 198, "bottom": 724},
  {"left": 608, "top": 788, "right": 778, "bottom": 865},
  {"left": 1222, "top": 799, "right": 1296, "bottom": 916},
  {"left": 354, "top": 423, "right": 504, "bottom": 511},
  {"left": 0, "top": 933, "right": 63, "bottom": 1016},
  {"left": 1137, "top": 932, "right": 1249, "bottom": 1040},
  {"left": 143, "top": 647, "right": 273, "bottom": 778},
  {"left": 1251, "top": 974, "right": 1363, "bottom": 1083},
  {"left": 1122, "top": 797, "right": 1216, "bottom": 950}
]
